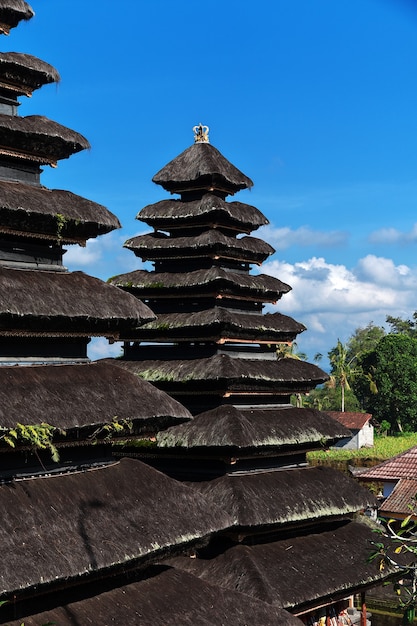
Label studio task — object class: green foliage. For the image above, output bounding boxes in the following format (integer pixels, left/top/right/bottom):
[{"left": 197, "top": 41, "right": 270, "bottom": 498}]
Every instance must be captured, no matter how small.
[
  {"left": 369, "top": 502, "right": 417, "bottom": 624},
  {"left": 0, "top": 423, "right": 63, "bottom": 462},
  {"left": 304, "top": 386, "right": 360, "bottom": 412},
  {"left": 90, "top": 417, "right": 133, "bottom": 441},
  {"left": 359, "top": 334, "right": 417, "bottom": 432},
  {"left": 55, "top": 212, "right": 67, "bottom": 242},
  {"left": 386, "top": 311, "right": 417, "bottom": 337}
]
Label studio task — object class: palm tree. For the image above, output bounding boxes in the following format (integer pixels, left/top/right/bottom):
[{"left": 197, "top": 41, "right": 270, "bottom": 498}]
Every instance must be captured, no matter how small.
[{"left": 328, "top": 339, "right": 356, "bottom": 412}]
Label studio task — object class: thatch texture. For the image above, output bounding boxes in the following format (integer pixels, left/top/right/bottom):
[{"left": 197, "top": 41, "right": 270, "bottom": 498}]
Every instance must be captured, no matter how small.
[
  {"left": 0, "top": 0, "right": 33, "bottom": 34},
  {"left": 137, "top": 194, "right": 268, "bottom": 233},
  {"left": 127, "top": 309, "right": 306, "bottom": 343},
  {"left": 0, "top": 179, "right": 120, "bottom": 241},
  {"left": 169, "top": 520, "right": 391, "bottom": 611},
  {"left": 113, "top": 354, "right": 329, "bottom": 392},
  {"left": 0, "top": 361, "right": 191, "bottom": 435},
  {"left": 0, "top": 114, "right": 89, "bottom": 164},
  {"left": 5, "top": 567, "right": 304, "bottom": 626},
  {"left": 157, "top": 405, "right": 350, "bottom": 450},
  {"left": 190, "top": 466, "right": 376, "bottom": 530},
  {"left": 125, "top": 231, "right": 274, "bottom": 265},
  {"left": 109, "top": 267, "right": 291, "bottom": 302},
  {"left": 0, "top": 267, "right": 155, "bottom": 336},
  {"left": 0, "top": 53, "right": 59, "bottom": 95},
  {"left": 152, "top": 142, "right": 253, "bottom": 194},
  {"left": 0, "top": 458, "right": 232, "bottom": 597}
]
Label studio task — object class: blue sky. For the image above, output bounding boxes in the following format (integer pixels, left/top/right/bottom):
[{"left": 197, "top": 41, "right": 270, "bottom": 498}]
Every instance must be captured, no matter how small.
[{"left": 4, "top": 0, "right": 417, "bottom": 365}]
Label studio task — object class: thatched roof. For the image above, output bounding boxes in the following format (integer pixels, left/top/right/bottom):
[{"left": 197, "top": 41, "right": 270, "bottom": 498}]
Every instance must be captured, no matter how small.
[
  {"left": 157, "top": 405, "right": 350, "bottom": 450},
  {"left": 168, "top": 520, "right": 391, "bottom": 612},
  {"left": 137, "top": 194, "right": 268, "bottom": 233},
  {"left": 126, "top": 309, "right": 306, "bottom": 343},
  {"left": 0, "top": 0, "right": 33, "bottom": 35},
  {"left": 109, "top": 267, "right": 291, "bottom": 303},
  {"left": 5, "top": 567, "right": 304, "bottom": 626},
  {"left": 152, "top": 143, "right": 253, "bottom": 195},
  {"left": 0, "top": 114, "right": 89, "bottom": 166},
  {"left": 0, "top": 361, "right": 191, "bottom": 436},
  {"left": 125, "top": 231, "right": 274, "bottom": 265},
  {"left": 190, "top": 466, "right": 376, "bottom": 531},
  {"left": 0, "top": 267, "right": 155, "bottom": 337},
  {"left": 0, "top": 458, "right": 232, "bottom": 597},
  {"left": 0, "top": 179, "right": 120, "bottom": 242},
  {"left": 0, "top": 52, "right": 59, "bottom": 96},
  {"left": 111, "top": 354, "right": 329, "bottom": 393}
]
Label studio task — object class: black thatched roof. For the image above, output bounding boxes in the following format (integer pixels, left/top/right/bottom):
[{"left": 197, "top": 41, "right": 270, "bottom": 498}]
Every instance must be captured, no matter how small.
[
  {"left": 5, "top": 567, "right": 304, "bottom": 626},
  {"left": 137, "top": 194, "right": 268, "bottom": 233},
  {"left": 157, "top": 405, "right": 350, "bottom": 450},
  {"left": 0, "top": 179, "right": 120, "bottom": 242},
  {"left": 152, "top": 143, "right": 253, "bottom": 195},
  {"left": 0, "top": 267, "right": 155, "bottom": 337},
  {"left": 109, "top": 267, "right": 291, "bottom": 303},
  {"left": 111, "top": 354, "right": 329, "bottom": 393},
  {"left": 125, "top": 231, "right": 274, "bottom": 265},
  {"left": 168, "top": 520, "right": 391, "bottom": 612},
  {"left": 0, "top": 361, "right": 191, "bottom": 435},
  {"left": 0, "top": 0, "right": 33, "bottom": 35},
  {"left": 0, "top": 458, "right": 232, "bottom": 597},
  {"left": 0, "top": 52, "right": 59, "bottom": 96},
  {"left": 0, "top": 114, "right": 89, "bottom": 165},
  {"left": 126, "top": 309, "right": 306, "bottom": 343},
  {"left": 191, "top": 466, "right": 375, "bottom": 531}
]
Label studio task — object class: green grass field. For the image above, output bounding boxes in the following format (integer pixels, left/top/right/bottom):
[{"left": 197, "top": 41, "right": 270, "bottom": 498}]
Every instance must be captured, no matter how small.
[{"left": 308, "top": 433, "right": 417, "bottom": 462}]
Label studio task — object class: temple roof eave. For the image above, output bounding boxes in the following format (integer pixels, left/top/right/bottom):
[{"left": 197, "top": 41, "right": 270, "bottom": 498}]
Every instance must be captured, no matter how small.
[
  {"left": 0, "top": 52, "right": 60, "bottom": 96},
  {"left": 0, "top": 114, "right": 90, "bottom": 165}
]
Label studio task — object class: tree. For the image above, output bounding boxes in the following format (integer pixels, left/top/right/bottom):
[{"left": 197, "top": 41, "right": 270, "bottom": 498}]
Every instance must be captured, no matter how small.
[
  {"left": 345, "top": 322, "right": 386, "bottom": 361},
  {"left": 386, "top": 311, "right": 417, "bottom": 337},
  {"left": 328, "top": 339, "right": 358, "bottom": 412},
  {"left": 359, "top": 334, "right": 417, "bottom": 432}
]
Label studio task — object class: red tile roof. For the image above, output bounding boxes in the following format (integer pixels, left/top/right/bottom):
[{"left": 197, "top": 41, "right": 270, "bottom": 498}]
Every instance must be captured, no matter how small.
[
  {"left": 380, "top": 479, "right": 417, "bottom": 516},
  {"left": 357, "top": 446, "right": 417, "bottom": 481},
  {"left": 325, "top": 411, "right": 372, "bottom": 430}
]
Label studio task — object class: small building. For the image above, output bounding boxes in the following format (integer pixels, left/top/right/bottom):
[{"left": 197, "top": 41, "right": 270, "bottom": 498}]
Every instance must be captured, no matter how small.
[
  {"left": 326, "top": 412, "right": 375, "bottom": 450},
  {"left": 357, "top": 445, "right": 417, "bottom": 522}
]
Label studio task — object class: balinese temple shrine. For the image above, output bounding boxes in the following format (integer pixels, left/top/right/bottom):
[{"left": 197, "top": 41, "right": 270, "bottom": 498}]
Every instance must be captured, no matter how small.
[
  {"left": 0, "top": 3, "right": 313, "bottom": 625},
  {"left": 108, "top": 123, "right": 396, "bottom": 624}
]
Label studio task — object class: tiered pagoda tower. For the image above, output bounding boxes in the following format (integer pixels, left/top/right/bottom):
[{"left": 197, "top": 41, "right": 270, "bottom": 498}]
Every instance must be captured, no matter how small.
[
  {"left": 108, "top": 125, "right": 393, "bottom": 623},
  {"left": 0, "top": 7, "right": 308, "bottom": 625}
]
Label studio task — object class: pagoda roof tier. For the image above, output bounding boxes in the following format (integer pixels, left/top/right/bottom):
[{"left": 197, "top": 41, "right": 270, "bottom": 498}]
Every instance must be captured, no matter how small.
[
  {"left": 125, "top": 231, "right": 275, "bottom": 265},
  {"left": 157, "top": 405, "right": 349, "bottom": 451},
  {"left": 0, "top": 1, "right": 33, "bottom": 35},
  {"left": 124, "top": 309, "right": 305, "bottom": 344},
  {"left": 5, "top": 567, "right": 304, "bottom": 626},
  {"left": 0, "top": 179, "right": 120, "bottom": 242},
  {"left": 152, "top": 142, "right": 253, "bottom": 195},
  {"left": 0, "top": 114, "right": 89, "bottom": 166},
  {"left": 0, "top": 267, "right": 155, "bottom": 338},
  {"left": 168, "top": 520, "right": 391, "bottom": 613},
  {"left": 137, "top": 194, "right": 268, "bottom": 234},
  {"left": 109, "top": 268, "right": 291, "bottom": 304},
  {"left": 111, "top": 354, "right": 328, "bottom": 394},
  {"left": 0, "top": 52, "right": 60, "bottom": 96},
  {"left": 190, "top": 466, "right": 376, "bottom": 532},
  {"left": 0, "top": 458, "right": 232, "bottom": 598},
  {"left": 0, "top": 361, "right": 191, "bottom": 437}
]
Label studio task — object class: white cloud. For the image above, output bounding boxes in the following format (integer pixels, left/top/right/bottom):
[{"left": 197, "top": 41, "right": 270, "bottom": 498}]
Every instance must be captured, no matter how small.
[
  {"left": 262, "top": 225, "right": 348, "bottom": 250},
  {"left": 88, "top": 337, "right": 123, "bottom": 361},
  {"left": 369, "top": 223, "right": 417, "bottom": 245},
  {"left": 263, "top": 254, "right": 417, "bottom": 363}
]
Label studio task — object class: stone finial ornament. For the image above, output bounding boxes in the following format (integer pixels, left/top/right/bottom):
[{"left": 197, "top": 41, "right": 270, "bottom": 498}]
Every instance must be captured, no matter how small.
[{"left": 193, "top": 123, "right": 209, "bottom": 144}]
